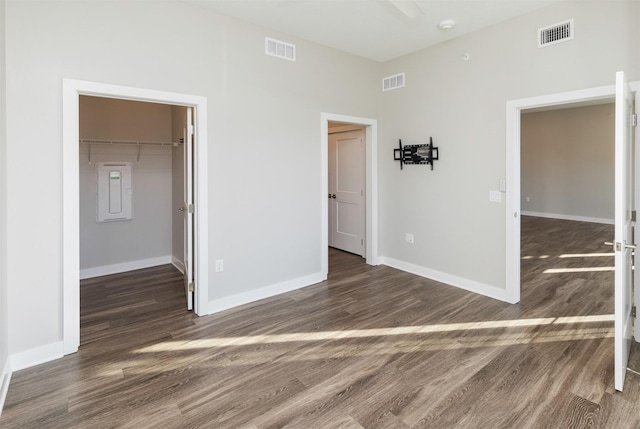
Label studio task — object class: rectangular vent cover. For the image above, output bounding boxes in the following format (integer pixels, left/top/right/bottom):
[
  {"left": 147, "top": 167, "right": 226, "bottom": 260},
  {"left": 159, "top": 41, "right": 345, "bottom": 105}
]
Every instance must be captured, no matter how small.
[
  {"left": 265, "top": 37, "right": 296, "bottom": 61},
  {"left": 538, "top": 19, "right": 574, "bottom": 48},
  {"left": 383, "top": 73, "right": 405, "bottom": 91}
]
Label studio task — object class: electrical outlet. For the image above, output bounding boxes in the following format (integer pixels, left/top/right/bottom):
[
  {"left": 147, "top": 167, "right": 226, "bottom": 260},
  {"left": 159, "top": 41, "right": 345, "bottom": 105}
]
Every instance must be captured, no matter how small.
[
  {"left": 215, "top": 259, "right": 224, "bottom": 272},
  {"left": 405, "top": 233, "right": 414, "bottom": 244},
  {"left": 526, "top": 196, "right": 531, "bottom": 202},
  {"left": 489, "top": 191, "right": 502, "bottom": 203}
]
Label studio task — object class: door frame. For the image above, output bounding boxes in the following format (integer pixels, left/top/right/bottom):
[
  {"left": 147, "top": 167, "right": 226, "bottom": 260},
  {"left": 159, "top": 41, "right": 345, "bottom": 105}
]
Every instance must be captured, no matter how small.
[
  {"left": 62, "top": 79, "right": 209, "bottom": 355},
  {"left": 505, "top": 81, "right": 639, "bottom": 304},
  {"left": 321, "top": 113, "right": 379, "bottom": 277}
]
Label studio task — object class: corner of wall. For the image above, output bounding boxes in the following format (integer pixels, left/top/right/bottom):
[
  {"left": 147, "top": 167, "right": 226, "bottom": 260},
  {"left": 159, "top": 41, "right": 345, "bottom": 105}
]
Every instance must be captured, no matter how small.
[
  {"left": 0, "top": 0, "right": 10, "bottom": 416},
  {"left": 379, "top": 257, "right": 510, "bottom": 303}
]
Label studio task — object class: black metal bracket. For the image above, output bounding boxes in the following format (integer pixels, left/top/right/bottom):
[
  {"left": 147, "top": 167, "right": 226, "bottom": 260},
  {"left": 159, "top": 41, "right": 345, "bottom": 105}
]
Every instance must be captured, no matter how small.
[{"left": 393, "top": 137, "right": 439, "bottom": 171}]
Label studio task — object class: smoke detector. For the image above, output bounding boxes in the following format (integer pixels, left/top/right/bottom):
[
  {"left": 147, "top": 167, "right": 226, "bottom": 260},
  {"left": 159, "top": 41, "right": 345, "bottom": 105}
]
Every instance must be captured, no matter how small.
[{"left": 438, "top": 20, "right": 456, "bottom": 31}]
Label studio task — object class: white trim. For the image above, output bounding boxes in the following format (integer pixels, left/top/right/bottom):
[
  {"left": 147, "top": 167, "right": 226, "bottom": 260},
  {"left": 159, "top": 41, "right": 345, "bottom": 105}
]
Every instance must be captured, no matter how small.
[
  {"left": 0, "top": 359, "right": 11, "bottom": 417},
  {"left": 506, "top": 81, "right": 640, "bottom": 305},
  {"left": 171, "top": 256, "right": 185, "bottom": 274},
  {"left": 9, "top": 342, "right": 63, "bottom": 372},
  {"left": 79, "top": 256, "right": 173, "bottom": 280},
  {"left": 522, "top": 211, "right": 614, "bottom": 225},
  {"left": 380, "top": 257, "right": 508, "bottom": 303},
  {"left": 206, "top": 272, "right": 324, "bottom": 315},
  {"left": 321, "top": 113, "right": 379, "bottom": 279},
  {"left": 63, "top": 78, "right": 209, "bottom": 356}
]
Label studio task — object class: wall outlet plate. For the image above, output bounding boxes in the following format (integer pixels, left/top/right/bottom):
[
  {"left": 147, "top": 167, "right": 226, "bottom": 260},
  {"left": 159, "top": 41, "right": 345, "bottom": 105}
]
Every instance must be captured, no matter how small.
[{"left": 489, "top": 191, "right": 502, "bottom": 203}]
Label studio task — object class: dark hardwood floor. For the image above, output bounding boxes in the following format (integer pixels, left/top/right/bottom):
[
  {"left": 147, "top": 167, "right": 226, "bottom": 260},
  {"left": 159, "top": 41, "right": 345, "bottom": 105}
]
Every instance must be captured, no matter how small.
[{"left": 3, "top": 216, "right": 640, "bottom": 428}]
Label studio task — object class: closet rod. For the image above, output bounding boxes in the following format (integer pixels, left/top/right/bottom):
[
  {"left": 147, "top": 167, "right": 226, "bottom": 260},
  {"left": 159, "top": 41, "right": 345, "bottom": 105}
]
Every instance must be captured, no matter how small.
[{"left": 79, "top": 139, "right": 181, "bottom": 147}]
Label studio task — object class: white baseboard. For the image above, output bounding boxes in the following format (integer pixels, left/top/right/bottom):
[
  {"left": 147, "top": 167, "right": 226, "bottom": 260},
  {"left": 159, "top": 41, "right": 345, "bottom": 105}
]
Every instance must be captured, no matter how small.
[
  {"left": 0, "top": 358, "right": 11, "bottom": 417},
  {"left": 204, "top": 272, "right": 325, "bottom": 315},
  {"left": 10, "top": 341, "right": 64, "bottom": 372},
  {"left": 521, "top": 211, "right": 614, "bottom": 225},
  {"left": 171, "top": 256, "right": 185, "bottom": 274},
  {"left": 380, "top": 257, "right": 509, "bottom": 303},
  {"left": 80, "top": 255, "right": 173, "bottom": 280}
]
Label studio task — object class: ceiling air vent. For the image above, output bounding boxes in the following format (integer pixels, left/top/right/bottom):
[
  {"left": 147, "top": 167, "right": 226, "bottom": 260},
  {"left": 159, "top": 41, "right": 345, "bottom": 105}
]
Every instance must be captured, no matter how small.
[
  {"left": 383, "top": 73, "right": 405, "bottom": 92},
  {"left": 538, "top": 19, "right": 574, "bottom": 48},
  {"left": 265, "top": 37, "right": 296, "bottom": 61}
]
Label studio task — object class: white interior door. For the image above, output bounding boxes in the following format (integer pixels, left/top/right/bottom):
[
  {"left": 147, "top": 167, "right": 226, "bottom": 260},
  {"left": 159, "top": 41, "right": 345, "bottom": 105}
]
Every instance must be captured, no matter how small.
[
  {"left": 613, "top": 70, "right": 635, "bottom": 391},
  {"left": 328, "top": 129, "right": 364, "bottom": 256},
  {"left": 182, "top": 107, "right": 195, "bottom": 310}
]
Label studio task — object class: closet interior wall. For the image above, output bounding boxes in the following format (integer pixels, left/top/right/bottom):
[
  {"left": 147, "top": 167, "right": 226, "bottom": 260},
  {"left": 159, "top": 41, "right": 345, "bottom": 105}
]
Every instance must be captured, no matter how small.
[{"left": 79, "top": 96, "right": 184, "bottom": 279}]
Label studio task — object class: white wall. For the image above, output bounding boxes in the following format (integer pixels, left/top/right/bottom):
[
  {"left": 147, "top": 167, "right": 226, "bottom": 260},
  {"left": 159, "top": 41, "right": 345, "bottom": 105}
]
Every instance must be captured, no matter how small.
[
  {"left": 521, "top": 103, "right": 615, "bottom": 223},
  {"left": 378, "top": 1, "right": 639, "bottom": 293},
  {"left": 0, "top": 0, "right": 10, "bottom": 412},
  {"left": 4, "top": 1, "right": 378, "bottom": 358},
  {"left": 79, "top": 97, "right": 174, "bottom": 276}
]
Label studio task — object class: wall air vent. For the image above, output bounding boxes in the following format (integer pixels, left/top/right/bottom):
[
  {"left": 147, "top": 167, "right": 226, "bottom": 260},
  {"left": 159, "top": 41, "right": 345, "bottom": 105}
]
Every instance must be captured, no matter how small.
[
  {"left": 383, "top": 73, "right": 405, "bottom": 92},
  {"left": 538, "top": 19, "right": 574, "bottom": 48},
  {"left": 265, "top": 37, "right": 296, "bottom": 61}
]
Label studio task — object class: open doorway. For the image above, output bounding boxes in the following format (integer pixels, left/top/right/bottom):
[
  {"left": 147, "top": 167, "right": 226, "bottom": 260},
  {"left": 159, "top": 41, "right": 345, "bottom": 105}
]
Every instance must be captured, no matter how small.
[
  {"left": 320, "top": 113, "right": 379, "bottom": 278},
  {"left": 505, "top": 84, "right": 621, "bottom": 304},
  {"left": 507, "top": 77, "right": 639, "bottom": 392},
  {"left": 77, "top": 97, "right": 193, "bottom": 341},
  {"left": 62, "top": 79, "right": 209, "bottom": 355},
  {"left": 519, "top": 102, "right": 616, "bottom": 307}
]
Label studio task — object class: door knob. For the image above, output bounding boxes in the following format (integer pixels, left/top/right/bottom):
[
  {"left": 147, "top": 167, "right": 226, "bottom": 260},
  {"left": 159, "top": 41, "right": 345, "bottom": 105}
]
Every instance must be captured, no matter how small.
[
  {"left": 332, "top": 194, "right": 336, "bottom": 199},
  {"left": 605, "top": 241, "right": 636, "bottom": 251},
  {"left": 178, "top": 207, "right": 186, "bottom": 212}
]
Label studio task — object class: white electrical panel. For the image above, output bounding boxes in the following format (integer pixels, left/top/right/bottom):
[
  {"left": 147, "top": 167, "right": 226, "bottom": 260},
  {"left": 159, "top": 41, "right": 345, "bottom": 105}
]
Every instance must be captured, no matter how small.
[{"left": 97, "top": 162, "right": 133, "bottom": 222}]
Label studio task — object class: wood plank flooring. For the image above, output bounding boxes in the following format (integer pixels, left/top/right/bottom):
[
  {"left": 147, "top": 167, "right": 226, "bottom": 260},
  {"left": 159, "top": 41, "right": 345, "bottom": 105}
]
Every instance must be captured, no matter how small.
[{"left": 3, "top": 216, "right": 640, "bottom": 428}]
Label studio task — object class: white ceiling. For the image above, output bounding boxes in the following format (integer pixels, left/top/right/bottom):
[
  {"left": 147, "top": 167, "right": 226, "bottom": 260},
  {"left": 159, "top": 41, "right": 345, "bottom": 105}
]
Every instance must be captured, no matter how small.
[{"left": 183, "top": 0, "right": 564, "bottom": 62}]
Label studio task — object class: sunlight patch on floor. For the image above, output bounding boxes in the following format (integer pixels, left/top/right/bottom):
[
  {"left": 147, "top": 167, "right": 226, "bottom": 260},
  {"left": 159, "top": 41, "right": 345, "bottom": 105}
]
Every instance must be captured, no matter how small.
[
  {"left": 543, "top": 267, "right": 615, "bottom": 274},
  {"left": 523, "top": 252, "right": 613, "bottom": 260},
  {"left": 558, "top": 253, "right": 614, "bottom": 258},
  {"left": 133, "top": 314, "right": 614, "bottom": 354}
]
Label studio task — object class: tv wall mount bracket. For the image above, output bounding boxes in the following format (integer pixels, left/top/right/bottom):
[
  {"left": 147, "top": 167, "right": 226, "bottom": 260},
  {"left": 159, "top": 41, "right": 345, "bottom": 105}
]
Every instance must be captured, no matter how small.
[{"left": 393, "top": 137, "right": 439, "bottom": 171}]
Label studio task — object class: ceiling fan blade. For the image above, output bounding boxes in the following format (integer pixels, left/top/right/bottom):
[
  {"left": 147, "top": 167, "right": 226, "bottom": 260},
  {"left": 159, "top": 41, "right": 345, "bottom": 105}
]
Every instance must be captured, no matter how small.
[{"left": 387, "top": 0, "right": 424, "bottom": 19}]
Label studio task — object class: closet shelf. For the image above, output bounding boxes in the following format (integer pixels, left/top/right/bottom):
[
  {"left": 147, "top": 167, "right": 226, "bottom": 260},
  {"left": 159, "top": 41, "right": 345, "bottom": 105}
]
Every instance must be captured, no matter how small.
[
  {"left": 80, "top": 139, "right": 181, "bottom": 147},
  {"left": 80, "top": 139, "right": 182, "bottom": 164}
]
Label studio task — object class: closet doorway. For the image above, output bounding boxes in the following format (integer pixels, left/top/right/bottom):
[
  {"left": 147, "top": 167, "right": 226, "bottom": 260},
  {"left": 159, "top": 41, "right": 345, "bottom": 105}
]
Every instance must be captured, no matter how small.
[
  {"left": 78, "top": 97, "right": 194, "bottom": 309},
  {"left": 62, "top": 79, "right": 209, "bottom": 355}
]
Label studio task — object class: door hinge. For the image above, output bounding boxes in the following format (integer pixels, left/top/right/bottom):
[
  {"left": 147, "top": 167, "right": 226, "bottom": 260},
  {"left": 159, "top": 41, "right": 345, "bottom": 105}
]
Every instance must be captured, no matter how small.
[
  {"left": 188, "top": 204, "right": 194, "bottom": 213},
  {"left": 633, "top": 113, "right": 638, "bottom": 127},
  {"left": 633, "top": 210, "right": 637, "bottom": 222},
  {"left": 633, "top": 306, "right": 636, "bottom": 318},
  {"left": 361, "top": 238, "right": 364, "bottom": 246},
  {"left": 188, "top": 282, "right": 194, "bottom": 292}
]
